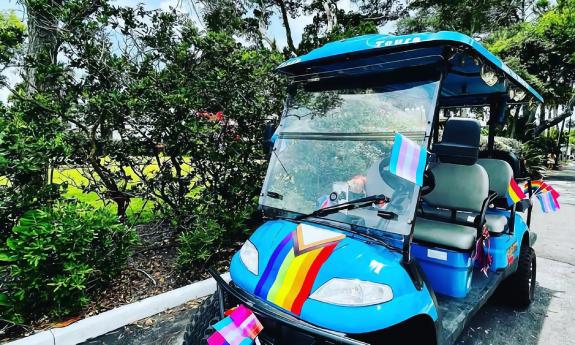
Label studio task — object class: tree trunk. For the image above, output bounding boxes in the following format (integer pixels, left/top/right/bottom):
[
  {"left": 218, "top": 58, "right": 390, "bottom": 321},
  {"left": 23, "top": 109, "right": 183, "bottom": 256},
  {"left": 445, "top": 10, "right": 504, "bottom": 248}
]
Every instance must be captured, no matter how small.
[
  {"left": 275, "top": 0, "right": 296, "bottom": 54},
  {"left": 21, "top": 0, "right": 63, "bottom": 188},
  {"left": 532, "top": 97, "right": 574, "bottom": 137},
  {"left": 23, "top": 0, "right": 62, "bottom": 94},
  {"left": 112, "top": 193, "right": 131, "bottom": 221},
  {"left": 567, "top": 117, "right": 573, "bottom": 156},
  {"left": 323, "top": 1, "right": 337, "bottom": 32},
  {"left": 554, "top": 118, "right": 566, "bottom": 169}
]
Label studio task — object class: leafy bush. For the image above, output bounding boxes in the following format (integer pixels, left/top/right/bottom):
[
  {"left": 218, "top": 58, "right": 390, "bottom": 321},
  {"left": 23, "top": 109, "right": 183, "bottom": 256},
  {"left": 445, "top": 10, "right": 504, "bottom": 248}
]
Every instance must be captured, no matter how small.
[
  {"left": 0, "top": 100, "right": 70, "bottom": 242},
  {"left": 523, "top": 136, "right": 556, "bottom": 178},
  {"left": 0, "top": 201, "right": 138, "bottom": 323},
  {"left": 480, "top": 135, "right": 546, "bottom": 178},
  {"left": 177, "top": 201, "right": 256, "bottom": 271}
]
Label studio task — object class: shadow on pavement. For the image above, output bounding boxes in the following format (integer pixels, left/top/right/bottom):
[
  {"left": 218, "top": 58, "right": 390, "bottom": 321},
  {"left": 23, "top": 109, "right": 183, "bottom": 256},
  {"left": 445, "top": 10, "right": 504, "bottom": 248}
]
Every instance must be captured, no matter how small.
[
  {"left": 457, "top": 283, "right": 554, "bottom": 345},
  {"left": 546, "top": 163, "right": 575, "bottom": 182}
]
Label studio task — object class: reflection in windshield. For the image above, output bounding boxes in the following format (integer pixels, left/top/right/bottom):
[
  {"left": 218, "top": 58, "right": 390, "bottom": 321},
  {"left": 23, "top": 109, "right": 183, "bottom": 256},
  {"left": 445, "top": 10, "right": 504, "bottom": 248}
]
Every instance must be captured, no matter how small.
[{"left": 260, "top": 80, "right": 439, "bottom": 236}]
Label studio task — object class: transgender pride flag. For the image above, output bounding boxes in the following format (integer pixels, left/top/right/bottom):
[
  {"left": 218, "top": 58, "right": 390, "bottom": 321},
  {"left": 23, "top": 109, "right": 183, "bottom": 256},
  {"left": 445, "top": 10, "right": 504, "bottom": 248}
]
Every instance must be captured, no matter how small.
[
  {"left": 536, "top": 191, "right": 560, "bottom": 213},
  {"left": 208, "top": 305, "right": 263, "bottom": 345},
  {"left": 389, "top": 133, "right": 427, "bottom": 186}
]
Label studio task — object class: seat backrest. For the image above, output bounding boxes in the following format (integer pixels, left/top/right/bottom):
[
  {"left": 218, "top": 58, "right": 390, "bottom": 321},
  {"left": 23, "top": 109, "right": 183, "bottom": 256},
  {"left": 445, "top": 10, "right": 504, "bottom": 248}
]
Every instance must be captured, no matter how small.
[
  {"left": 479, "top": 150, "right": 525, "bottom": 178},
  {"left": 433, "top": 118, "right": 481, "bottom": 165},
  {"left": 477, "top": 158, "right": 513, "bottom": 198},
  {"left": 423, "top": 163, "right": 489, "bottom": 213}
]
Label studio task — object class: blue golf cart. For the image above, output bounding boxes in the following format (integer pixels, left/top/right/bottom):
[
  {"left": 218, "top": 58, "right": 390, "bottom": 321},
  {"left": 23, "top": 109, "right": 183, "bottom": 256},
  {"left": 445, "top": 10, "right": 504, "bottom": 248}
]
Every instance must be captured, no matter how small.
[{"left": 183, "top": 31, "right": 542, "bottom": 345}]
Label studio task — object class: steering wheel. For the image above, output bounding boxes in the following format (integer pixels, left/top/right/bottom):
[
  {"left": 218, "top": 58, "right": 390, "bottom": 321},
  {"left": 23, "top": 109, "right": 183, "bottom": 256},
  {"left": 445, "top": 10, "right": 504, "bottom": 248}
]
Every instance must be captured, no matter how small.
[
  {"left": 378, "top": 157, "right": 435, "bottom": 198},
  {"left": 420, "top": 170, "right": 435, "bottom": 196},
  {"left": 377, "top": 157, "right": 412, "bottom": 210},
  {"left": 378, "top": 156, "right": 405, "bottom": 188}
]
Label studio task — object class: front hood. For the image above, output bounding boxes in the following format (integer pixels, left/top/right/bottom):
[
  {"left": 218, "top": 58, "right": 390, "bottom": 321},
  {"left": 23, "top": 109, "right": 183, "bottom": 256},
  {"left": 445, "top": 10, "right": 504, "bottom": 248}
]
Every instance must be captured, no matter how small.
[{"left": 230, "top": 219, "right": 437, "bottom": 334}]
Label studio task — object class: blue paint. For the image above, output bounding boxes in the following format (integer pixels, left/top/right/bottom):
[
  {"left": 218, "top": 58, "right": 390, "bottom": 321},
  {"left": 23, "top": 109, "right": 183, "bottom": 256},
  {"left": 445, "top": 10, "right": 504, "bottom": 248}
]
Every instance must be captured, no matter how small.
[
  {"left": 411, "top": 243, "right": 473, "bottom": 298},
  {"left": 486, "top": 234, "right": 514, "bottom": 271},
  {"left": 277, "top": 31, "right": 543, "bottom": 104},
  {"left": 481, "top": 209, "right": 528, "bottom": 272},
  {"left": 230, "top": 220, "right": 438, "bottom": 334}
]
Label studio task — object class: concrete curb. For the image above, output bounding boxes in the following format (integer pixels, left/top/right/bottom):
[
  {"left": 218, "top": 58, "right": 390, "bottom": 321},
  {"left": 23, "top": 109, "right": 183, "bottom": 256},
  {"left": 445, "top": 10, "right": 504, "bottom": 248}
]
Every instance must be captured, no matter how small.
[{"left": 5, "top": 273, "right": 231, "bottom": 345}]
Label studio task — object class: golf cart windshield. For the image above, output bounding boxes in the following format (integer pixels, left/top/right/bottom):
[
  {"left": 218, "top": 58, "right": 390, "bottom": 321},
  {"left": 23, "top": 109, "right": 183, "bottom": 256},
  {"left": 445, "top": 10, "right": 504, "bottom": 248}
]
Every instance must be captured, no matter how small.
[{"left": 260, "top": 78, "right": 439, "bottom": 236}]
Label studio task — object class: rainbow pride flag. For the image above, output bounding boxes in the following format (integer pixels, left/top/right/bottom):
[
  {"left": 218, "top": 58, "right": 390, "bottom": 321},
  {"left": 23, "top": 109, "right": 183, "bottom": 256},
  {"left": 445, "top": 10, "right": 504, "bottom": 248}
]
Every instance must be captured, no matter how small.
[
  {"left": 254, "top": 224, "right": 344, "bottom": 315},
  {"left": 524, "top": 180, "right": 560, "bottom": 199},
  {"left": 207, "top": 305, "right": 263, "bottom": 345},
  {"left": 507, "top": 178, "right": 526, "bottom": 206},
  {"left": 389, "top": 133, "right": 427, "bottom": 186},
  {"left": 536, "top": 191, "right": 560, "bottom": 213},
  {"left": 524, "top": 180, "right": 541, "bottom": 195}
]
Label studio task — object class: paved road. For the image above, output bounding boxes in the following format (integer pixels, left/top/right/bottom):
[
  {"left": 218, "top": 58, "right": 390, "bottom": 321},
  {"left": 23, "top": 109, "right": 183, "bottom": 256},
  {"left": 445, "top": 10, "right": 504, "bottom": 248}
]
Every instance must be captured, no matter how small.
[{"left": 82, "top": 163, "right": 575, "bottom": 345}]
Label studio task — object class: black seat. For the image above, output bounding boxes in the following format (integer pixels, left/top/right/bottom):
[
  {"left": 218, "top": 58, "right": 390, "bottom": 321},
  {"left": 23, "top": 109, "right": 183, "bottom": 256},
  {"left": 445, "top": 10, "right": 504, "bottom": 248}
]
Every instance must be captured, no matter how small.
[{"left": 433, "top": 118, "right": 481, "bottom": 165}]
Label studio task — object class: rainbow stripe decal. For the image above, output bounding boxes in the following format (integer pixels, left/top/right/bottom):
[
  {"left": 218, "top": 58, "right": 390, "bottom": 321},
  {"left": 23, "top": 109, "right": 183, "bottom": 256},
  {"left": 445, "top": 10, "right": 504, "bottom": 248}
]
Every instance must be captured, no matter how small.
[{"left": 254, "top": 224, "right": 344, "bottom": 315}]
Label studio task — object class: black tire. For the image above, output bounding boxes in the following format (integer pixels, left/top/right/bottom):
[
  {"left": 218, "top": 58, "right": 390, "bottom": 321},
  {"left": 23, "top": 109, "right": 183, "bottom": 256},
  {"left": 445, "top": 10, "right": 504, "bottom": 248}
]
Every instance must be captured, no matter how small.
[
  {"left": 507, "top": 246, "right": 537, "bottom": 309},
  {"left": 182, "top": 293, "right": 221, "bottom": 345}
]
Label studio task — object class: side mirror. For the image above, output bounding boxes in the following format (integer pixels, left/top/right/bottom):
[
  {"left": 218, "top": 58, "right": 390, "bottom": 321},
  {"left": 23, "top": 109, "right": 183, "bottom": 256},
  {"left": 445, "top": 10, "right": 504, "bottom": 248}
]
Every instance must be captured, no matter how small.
[{"left": 263, "top": 122, "right": 276, "bottom": 156}]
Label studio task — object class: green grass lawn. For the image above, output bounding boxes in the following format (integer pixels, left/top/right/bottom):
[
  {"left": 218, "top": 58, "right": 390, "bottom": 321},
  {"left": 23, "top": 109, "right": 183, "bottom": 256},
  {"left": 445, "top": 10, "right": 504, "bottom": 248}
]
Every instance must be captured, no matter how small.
[
  {"left": 52, "top": 167, "right": 157, "bottom": 224},
  {"left": 3, "top": 160, "right": 197, "bottom": 225}
]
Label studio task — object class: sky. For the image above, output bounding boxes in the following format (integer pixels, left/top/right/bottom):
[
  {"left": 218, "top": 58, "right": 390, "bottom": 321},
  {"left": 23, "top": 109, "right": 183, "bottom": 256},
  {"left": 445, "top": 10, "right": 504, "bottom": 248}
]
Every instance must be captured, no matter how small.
[{"left": 0, "top": 0, "right": 395, "bottom": 102}]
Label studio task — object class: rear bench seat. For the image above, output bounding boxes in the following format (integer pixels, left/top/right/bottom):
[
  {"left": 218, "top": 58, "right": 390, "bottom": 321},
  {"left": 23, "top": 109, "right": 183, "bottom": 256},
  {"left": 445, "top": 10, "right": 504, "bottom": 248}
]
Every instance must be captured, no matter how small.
[
  {"left": 477, "top": 158, "right": 515, "bottom": 234},
  {"left": 414, "top": 162, "right": 489, "bottom": 250}
]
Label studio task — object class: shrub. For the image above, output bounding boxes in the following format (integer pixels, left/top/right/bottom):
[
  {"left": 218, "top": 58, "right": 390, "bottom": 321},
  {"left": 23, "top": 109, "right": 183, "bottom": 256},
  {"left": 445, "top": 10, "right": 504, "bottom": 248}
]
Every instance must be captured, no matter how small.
[
  {"left": 0, "top": 201, "right": 138, "bottom": 323},
  {"left": 177, "top": 201, "right": 257, "bottom": 271},
  {"left": 480, "top": 135, "right": 546, "bottom": 178}
]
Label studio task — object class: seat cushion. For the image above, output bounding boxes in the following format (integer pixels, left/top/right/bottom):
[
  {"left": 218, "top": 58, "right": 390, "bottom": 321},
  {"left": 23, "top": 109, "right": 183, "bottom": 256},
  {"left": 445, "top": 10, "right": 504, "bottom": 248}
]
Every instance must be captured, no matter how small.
[
  {"left": 414, "top": 217, "right": 477, "bottom": 251},
  {"left": 423, "top": 163, "right": 489, "bottom": 213},
  {"left": 485, "top": 213, "right": 507, "bottom": 234}
]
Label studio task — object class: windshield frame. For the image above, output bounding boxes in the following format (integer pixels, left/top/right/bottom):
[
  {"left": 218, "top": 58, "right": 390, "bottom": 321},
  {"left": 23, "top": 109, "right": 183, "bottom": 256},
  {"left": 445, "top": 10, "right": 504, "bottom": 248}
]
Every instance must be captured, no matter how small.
[{"left": 259, "top": 72, "right": 443, "bottom": 242}]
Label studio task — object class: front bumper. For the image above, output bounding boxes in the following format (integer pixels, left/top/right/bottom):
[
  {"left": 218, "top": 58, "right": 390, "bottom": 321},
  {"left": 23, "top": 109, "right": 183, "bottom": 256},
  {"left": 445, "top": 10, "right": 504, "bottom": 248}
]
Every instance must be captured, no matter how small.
[{"left": 208, "top": 268, "right": 368, "bottom": 345}]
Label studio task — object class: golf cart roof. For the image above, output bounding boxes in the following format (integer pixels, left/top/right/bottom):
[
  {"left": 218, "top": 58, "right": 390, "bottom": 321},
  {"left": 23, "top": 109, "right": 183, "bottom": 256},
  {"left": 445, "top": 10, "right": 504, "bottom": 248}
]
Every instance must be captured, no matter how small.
[{"left": 277, "top": 31, "right": 543, "bottom": 106}]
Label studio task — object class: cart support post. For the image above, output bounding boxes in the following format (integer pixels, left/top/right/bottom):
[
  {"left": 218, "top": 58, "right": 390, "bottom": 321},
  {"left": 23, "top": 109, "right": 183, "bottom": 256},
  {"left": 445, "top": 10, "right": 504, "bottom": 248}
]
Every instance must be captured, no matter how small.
[{"left": 487, "top": 96, "right": 506, "bottom": 156}]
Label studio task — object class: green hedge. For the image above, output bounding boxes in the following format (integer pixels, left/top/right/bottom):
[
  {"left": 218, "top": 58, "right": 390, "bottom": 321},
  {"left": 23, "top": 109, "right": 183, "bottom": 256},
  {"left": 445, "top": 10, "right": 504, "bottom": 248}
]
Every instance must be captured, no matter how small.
[{"left": 0, "top": 201, "right": 138, "bottom": 324}]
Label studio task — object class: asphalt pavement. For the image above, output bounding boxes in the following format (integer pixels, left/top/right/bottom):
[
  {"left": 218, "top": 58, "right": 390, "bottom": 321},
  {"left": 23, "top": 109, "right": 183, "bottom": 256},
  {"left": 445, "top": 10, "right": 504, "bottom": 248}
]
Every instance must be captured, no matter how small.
[{"left": 80, "top": 162, "right": 575, "bottom": 345}]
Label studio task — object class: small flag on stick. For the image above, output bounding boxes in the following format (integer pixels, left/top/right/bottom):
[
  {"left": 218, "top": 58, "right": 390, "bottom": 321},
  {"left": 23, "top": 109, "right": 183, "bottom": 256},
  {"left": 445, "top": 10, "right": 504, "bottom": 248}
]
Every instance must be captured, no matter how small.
[
  {"left": 389, "top": 133, "right": 427, "bottom": 186},
  {"left": 536, "top": 191, "right": 560, "bottom": 213},
  {"left": 507, "top": 178, "right": 526, "bottom": 206},
  {"left": 524, "top": 180, "right": 560, "bottom": 199},
  {"left": 208, "top": 305, "right": 263, "bottom": 345}
]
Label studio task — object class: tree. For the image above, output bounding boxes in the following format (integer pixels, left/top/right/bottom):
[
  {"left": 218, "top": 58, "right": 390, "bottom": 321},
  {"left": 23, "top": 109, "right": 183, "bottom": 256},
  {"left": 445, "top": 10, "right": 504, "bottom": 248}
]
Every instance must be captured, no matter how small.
[
  {"left": 0, "top": 11, "right": 25, "bottom": 81},
  {"left": 397, "top": 0, "right": 534, "bottom": 36},
  {"left": 197, "top": 0, "right": 405, "bottom": 55},
  {"left": 487, "top": 0, "right": 575, "bottom": 139},
  {"left": 0, "top": 12, "right": 68, "bottom": 240}
]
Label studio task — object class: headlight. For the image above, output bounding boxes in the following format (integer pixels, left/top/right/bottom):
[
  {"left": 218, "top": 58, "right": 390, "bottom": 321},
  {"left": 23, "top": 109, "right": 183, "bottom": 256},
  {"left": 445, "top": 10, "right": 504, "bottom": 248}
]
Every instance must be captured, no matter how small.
[
  {"left": 310, "top": 278, "right": 393, "bottom": 306},
  {"left": 239, "top": 240, "right": 258, "bottom": 275}
]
